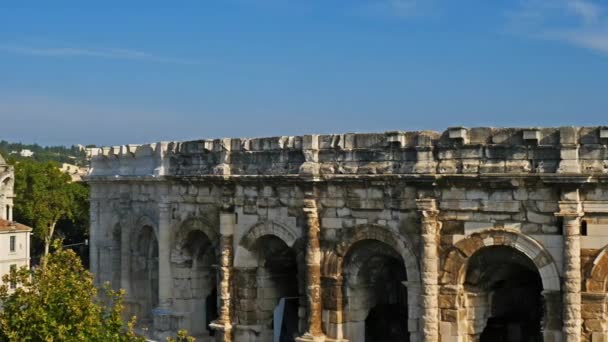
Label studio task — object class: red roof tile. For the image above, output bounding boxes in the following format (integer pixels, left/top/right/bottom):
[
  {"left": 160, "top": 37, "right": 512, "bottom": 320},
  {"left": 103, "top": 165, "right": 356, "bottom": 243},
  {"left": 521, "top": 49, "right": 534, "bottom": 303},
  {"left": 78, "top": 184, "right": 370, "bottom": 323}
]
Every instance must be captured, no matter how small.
[{"left": 0, "top": 219, "right": 32, "bottom": 233}]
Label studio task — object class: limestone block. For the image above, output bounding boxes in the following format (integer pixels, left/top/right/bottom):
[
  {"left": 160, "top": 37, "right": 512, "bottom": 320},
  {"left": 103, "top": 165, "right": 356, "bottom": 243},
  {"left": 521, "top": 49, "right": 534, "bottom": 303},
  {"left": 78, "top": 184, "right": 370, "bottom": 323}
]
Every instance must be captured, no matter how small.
[
  {"left": 588, "top": 224, "right": 608, "bottom": 236},
  {"left": 542, "top": 225, "right": 560, "bottom": 233},
  {"left": 582, "top": 236, "right": 608, "bottom": 249},
  {"left": 480, "top": 200, "right": 520, "bottom": 212},
  {"left": 322, "top": 218, "right": 343, "bottom": 229},
  {"left": 442, "top": 188, "right": 466, "bottom": 200},
  {"left": 438, "top": 160, "right": 459, "bottom": 173},
  {"left": 530, "top": 201, "right": 556, "bottom": 213},
  {"left": 479, "top": 160, "right": 505, "bottom": 173},
  {"left": 440, "top": 200, "right": 480, "bottom": 211},
  {"left": 529, "top": 188, "right": 555, "bottom": 200},
  {"left": 336, "top": 207, "right": 351, "bottom": 217},
  {"left": 521, "top": 223, "right": 541, "bottom": 233},
  {"left": 527, "top": 211, "right": 555, "bottom": 224},
  {"left": 514, "top": 188, "right": 529, "bottom": 200},
  {"left": 465, "top": 189, "right": 488, "bottom": 200},
  {"left": 461, "top": 159, "right": 480, "bottom": 173}
]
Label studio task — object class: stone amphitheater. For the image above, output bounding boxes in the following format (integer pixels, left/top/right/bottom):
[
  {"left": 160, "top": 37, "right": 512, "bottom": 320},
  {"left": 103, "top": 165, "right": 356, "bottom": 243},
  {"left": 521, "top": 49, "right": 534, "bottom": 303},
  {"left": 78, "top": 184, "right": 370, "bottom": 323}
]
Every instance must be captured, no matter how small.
[{"left": 86, "top": 126, "right": 608, "bottom": 342}]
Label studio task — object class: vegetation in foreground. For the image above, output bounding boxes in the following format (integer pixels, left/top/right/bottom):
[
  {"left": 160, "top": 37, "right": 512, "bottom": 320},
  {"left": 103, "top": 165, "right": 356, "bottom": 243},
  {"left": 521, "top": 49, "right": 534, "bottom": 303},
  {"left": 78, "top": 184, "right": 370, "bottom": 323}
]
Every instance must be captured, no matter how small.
[
  {"left": 0, "top": 244, "right": 143, "bottom": 342},
  {"left": 0, "top": 244, "right": 195, "bottom": 342}
]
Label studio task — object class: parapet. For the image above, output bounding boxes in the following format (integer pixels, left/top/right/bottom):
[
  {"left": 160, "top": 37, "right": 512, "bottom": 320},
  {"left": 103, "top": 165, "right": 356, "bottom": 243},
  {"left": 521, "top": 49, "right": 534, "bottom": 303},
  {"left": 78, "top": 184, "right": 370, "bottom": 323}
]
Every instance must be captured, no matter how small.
[{"left": 86, "top": 126, "right": 608, "bottom": 179}]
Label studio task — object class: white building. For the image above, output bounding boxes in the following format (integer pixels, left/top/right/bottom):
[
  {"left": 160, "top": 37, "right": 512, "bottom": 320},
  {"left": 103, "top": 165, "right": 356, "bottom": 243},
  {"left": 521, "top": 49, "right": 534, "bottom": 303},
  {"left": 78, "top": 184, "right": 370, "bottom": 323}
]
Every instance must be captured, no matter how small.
[
  {"left": 59, "top": 163, "right": 89, "bottom": 182},
  {"left": 0, "top": 154, "right": 31, "bottom": 292},
  {"left": 19, "top": 149, "right": 34, "bottom": 158}
]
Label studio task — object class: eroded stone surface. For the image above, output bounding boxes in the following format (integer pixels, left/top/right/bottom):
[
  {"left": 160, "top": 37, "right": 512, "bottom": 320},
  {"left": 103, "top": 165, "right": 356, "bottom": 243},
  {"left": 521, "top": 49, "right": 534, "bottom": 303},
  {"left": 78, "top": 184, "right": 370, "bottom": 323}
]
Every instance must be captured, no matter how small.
[{"left": 87, "top": 127, "right": 608, "bottom": 341}]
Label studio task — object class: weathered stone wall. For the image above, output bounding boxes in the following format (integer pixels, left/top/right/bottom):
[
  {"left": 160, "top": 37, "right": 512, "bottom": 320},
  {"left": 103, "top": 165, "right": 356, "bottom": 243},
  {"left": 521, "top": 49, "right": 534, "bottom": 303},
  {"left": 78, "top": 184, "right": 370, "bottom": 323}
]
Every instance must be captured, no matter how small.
[{"left": 87, "top": 127, "right": 608, "bottom": 342}]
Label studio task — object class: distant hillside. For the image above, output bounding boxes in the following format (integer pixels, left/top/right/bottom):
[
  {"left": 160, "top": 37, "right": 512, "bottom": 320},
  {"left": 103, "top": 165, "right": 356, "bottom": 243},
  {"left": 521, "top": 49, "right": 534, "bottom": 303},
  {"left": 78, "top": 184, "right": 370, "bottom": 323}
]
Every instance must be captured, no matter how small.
[{"left": 0, "top": 140, "right": 92, "bottom": 166}]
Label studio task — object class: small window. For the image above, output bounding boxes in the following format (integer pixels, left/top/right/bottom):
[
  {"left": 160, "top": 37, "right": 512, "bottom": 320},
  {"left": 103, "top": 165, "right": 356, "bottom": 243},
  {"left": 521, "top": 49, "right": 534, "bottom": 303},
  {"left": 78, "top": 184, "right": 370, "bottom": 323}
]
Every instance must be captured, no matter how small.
[
  {"left": 9, "top": 235, "right": 15, "bottom": 252},
  {"left": 5, "top": 205, "right": 9, "bottom": 221},
  {"left": 9, "top": 264, "right": 16, "bottom": 289}
]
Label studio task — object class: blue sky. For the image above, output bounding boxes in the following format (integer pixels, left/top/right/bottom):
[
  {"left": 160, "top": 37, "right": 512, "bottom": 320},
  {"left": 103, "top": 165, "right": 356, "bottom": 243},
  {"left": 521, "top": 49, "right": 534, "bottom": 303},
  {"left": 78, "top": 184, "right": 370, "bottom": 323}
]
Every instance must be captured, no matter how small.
[{"left": 1, "top": 0, "right": 608, "bottom": 146}]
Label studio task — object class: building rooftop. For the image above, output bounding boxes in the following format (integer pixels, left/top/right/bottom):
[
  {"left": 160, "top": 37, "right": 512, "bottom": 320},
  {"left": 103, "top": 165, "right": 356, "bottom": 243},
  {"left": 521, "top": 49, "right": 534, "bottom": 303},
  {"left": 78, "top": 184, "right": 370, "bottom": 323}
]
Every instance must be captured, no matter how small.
[{"left": 0, "top": 219, "right": 33, "bottom": 233}]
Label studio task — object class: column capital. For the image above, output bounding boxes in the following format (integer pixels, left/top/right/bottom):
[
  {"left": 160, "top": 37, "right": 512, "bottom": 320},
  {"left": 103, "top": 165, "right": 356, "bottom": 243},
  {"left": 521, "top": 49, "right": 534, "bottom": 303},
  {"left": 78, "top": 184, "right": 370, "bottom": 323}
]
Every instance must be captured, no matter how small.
[
  {"left": 416, "top": 198, "right": 439, "bottom": 218},
  {"left": 555, "top": 200, "right": 583, "bottom": 218}
]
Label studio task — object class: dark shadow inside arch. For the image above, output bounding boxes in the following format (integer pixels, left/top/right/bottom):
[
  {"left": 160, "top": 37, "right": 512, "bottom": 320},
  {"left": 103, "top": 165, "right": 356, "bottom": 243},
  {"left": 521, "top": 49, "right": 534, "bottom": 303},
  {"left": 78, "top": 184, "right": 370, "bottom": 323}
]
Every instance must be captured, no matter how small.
[
  {"left": 172, "top": 229, "right": 217, "bottom": 337},
  {"left": 344, "top": 240, "right": 408, "bottom": 342},
  {"left": 253, "top": 235, "right": 299, "bottom": 342},
  {"left": 131, "top": 225, "right": 159, "bottom": 324},
  {"left": 466, "top": 246, "right": 543, "bottom": 342}
]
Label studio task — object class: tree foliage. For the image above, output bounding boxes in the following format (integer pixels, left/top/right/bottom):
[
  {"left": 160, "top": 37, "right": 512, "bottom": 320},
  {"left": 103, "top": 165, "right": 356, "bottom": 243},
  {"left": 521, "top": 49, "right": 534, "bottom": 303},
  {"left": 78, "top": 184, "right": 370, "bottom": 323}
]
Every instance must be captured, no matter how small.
[
  {"left": 13, "top": 160, "right": 88, "bottom": 257},
  {"left": 0, "top": 246, "right": 145, "bottom": 342}
]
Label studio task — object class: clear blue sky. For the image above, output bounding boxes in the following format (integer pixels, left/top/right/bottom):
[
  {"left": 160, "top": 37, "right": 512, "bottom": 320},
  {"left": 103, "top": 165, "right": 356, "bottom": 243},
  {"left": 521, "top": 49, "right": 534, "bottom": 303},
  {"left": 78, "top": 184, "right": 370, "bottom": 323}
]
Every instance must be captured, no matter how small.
[{"left": 1, "top": 0, "right": 607, "bottom": 146}]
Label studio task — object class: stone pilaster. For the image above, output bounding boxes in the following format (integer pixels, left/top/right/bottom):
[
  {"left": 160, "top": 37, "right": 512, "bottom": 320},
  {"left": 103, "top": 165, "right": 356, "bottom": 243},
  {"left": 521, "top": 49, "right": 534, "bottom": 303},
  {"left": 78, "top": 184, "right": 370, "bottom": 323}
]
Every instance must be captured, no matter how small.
[
  {"left": 556, "top": 190, "right": 583, "bottom": 342},
  {"left": 416, "top": 198, "right": 440, "bottom": 342},
  {"left": 120, "top": 216, "right": 131, "bottom": 292},
  {"left": 210, "top": 212, "right": 236, "bottom": 342},
  {"left": 154, "top": 201, "right": 174, "bottom": 335},
  {"left": 89, "top": 197, "right": 101, "bottom": 286},
  {"left": 296, "top": 194, "right": 325, "bottom": 342}
]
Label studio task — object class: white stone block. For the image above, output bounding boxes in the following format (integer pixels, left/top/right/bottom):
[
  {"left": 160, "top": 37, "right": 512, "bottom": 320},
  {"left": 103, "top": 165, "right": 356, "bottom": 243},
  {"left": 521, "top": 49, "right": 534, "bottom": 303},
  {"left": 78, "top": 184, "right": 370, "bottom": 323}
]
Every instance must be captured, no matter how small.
[
  {"left": 582, "top": 236, "right": 608, "bottom": 249},
  {"left": 587, "top": 223, "right": 608, "bottom": 236},
  {"left": 355, "top": 218, "right": 368, "bottom": 226},
  {"left": 523, "top": 129, "right": 541, "bottom": 142},
  {"left": 584, "top": 201, "right": 608, "bottom": 213}
]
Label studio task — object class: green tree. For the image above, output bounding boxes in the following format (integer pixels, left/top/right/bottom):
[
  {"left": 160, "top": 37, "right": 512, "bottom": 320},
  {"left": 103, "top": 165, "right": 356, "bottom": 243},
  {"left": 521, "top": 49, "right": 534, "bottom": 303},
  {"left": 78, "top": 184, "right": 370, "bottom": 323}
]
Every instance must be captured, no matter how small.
[
  {"left": 0, "top": 245, "right": 144, "bottom": 342},
  {"left": 13, "top": 160, "right": 81, "bottom": 258}
]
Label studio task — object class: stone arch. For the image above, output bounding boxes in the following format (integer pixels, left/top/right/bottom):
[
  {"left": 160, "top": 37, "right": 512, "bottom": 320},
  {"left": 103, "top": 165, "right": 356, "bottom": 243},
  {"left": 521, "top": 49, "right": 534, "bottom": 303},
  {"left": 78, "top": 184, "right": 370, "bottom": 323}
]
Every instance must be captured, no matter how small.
[
  {"left": 586, "top": 244, "right": 608, "bottom": 292},
  {"left": 322, "top": 224, "right": 421, "bottom": 342},
  {"left": 441, "top": 229, "right": 561, "bottom": 341},
  {"left": 332, "top": 224, "right": 421, "bottom": 282},
  {"left": 128, "top": 215, "right": 159, "bottom": 324},
  {"left": 240, "top": 220, "right": 299, "bottom": 250},
  {"left": 171, "top": 216, "right": 219, "bottom": 338},
  {"left": 235, "top": 220, "right": 302, "bottom": 341},
  {"left": 173, "top": 217, "right": 219, "bottom": 253},
  {"left": 442, "top": 229, "right": 560, "bottom": 291},
  {"left": 133, "top": 215, "right": 158, "bottom": 240}
]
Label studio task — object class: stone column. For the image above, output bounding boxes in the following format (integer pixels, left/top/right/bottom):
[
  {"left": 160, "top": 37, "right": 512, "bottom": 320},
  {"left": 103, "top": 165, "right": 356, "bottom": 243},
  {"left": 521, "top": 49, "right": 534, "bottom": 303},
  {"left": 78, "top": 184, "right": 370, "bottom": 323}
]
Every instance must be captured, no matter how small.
[
  {"left": 158, "top": 202, "right": 172, "bottom": 308},
  {"left": 120, "top": 218, "right": 131, "bottom": 293},
  {"left": 210, "top": 212, "right": 236, "bottom": 342},
  {"left": 296, "top": 195, "right": 325, "bottom": 341},
  {"left": 557, "top": 191, "right": 583, "bottom": 342},
  {"left": 416, "top": 198, "right": 440, "bottom": 342},
  {"left": 89, "top": 196, "right": 101, "bottom": 286},
  {"left": 154, "top": 201, "right": 174, "bottom": 336}
]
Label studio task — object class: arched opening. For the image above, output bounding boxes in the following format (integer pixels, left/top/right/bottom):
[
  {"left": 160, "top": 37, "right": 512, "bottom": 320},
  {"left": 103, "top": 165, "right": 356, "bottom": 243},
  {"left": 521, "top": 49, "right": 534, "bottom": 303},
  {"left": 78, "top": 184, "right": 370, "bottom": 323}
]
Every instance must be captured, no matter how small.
[
  {"left": 465, "top": 246, "right": 543, "bottom": 342},
  {"left": 171, "top": 229, "right": 217, "bottom": 338},
  {"left": 130, "top": 225, "right": 159, "bottom": 324},
  {"left": 254, "top": 235, "right": 299, "bottom": 342},
  {"left": 343, "top": 240, "right": 408, "bottom": 342}
]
